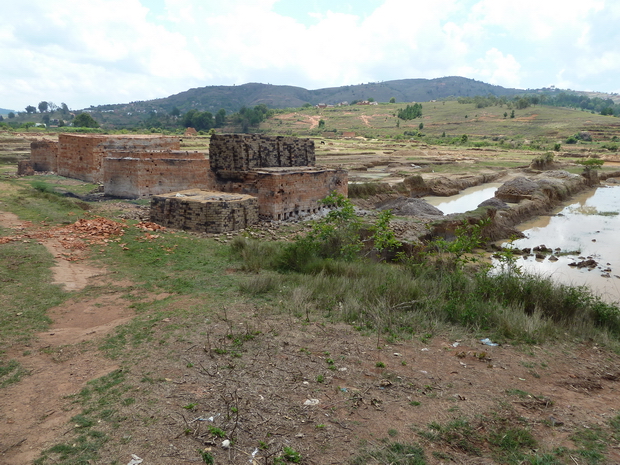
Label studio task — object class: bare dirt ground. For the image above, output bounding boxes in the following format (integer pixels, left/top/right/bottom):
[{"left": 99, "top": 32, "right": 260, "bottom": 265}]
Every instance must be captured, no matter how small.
[
  {"left": 1, "top": 205, "right": 620, "bottom": 464},
  {"left": 2, "top": 138, "right": 620, "bottom": 463},
  {"left": 0, "top": 212, "right": 132, "bottom": 464}
]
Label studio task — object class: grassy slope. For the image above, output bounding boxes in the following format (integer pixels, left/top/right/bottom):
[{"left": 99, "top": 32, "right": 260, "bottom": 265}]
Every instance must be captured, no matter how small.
[{"left": 262, "top": 101, "right": 620, "bottom": 143}]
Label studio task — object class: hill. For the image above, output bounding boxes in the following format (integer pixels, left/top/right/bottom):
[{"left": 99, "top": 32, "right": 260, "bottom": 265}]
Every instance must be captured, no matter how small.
[
  {"left": 0, "top": 107, "right": 15, "bottom": 115},
  {"left": 93, "top": 76, "right": 526, "bottom": 115}
]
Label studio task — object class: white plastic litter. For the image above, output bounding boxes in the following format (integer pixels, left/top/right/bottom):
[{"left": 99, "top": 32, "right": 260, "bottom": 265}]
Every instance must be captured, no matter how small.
[{"left": 127, "top": 454, "right": 143, "bottom": 465}]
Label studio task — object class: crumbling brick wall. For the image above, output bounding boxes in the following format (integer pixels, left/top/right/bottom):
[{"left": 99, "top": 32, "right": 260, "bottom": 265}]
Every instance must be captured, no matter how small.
[
  {"left": 30, "top": 139, "right": 59, "bottom": 172},
  {"left": 150, "top": 189, "right": 258, "bottom": 233},
  {"left": 209, "top": 134, "right": 315, "bottom": 172},
  {"left": 57, "top": 134, "right": 180, "bottom": 182},
  {"left": 103, "top": 151, "right": 212, "bottom": 198}
]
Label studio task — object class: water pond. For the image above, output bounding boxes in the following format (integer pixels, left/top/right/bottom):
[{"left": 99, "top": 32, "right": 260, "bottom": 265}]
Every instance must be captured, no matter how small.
[
  {"left": 501, "top": 184, "right": 620, "bottom": 303},
  {"left": 425, "top": 183, "right": 502, "bottom": 214}
]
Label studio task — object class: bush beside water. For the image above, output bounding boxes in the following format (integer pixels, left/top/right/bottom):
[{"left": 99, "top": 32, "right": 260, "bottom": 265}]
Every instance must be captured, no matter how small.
[{"left": 232, "top": 195, "right": 620, "bottom": 344}]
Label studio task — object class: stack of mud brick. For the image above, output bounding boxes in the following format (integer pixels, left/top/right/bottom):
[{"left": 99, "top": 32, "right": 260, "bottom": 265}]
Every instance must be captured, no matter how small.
[
  {"left": 209, "top": 134, "right": 347, "bottom": 220},
  {"left": 150, "top": 189, "right": 258, "bottom": 234},
  {"left": 209, "top": 134, "right": 315, "bottom": 172}
]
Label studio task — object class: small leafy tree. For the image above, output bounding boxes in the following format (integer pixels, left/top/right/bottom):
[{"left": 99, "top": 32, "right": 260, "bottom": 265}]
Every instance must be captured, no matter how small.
[
  {"left": 8, "top": 112, "right": 15, "bottom": 119},
  {"left": 389, "top": 97, "right": 396, "bottom": 104},
  {"left": 73, "top": 113, "right": 100, "bottom": 128},
  {"left": 25, "top": 105, "right": 36, "bottom": 114},
  {"left": 424, "top": 218, "right": 490, "bottom": 270},
  {"left": 38, "top": 101, "right": 48, "bottom": 113},
  {"left": 279, "top": 193, "right": 361, "bottom": 271},
  {"left": 215, "top": 108, "right": 226, "bottom": 127},
  {"left": 370, "top": 210, "right": 402, "bottom": 254},
  {"left": 577, "top": 158, "right": 604, "bottom": 171},
  {"left": 396, "top": 103, "right": 423, "bottom": 120}
]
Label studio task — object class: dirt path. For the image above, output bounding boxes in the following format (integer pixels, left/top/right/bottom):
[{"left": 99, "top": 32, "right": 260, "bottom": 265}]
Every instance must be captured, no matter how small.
[
  {"left": 0, "top": 212, "right": 133, "bottom": 464},
  {"left": 360, "top": 114, "right": 371, "bottom": 127},
  {"left": 305, "top": 114, "right": 321, "bottom": 129}
]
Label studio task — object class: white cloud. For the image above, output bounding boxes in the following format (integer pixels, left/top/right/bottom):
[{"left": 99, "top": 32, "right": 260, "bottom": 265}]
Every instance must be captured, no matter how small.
[
  {"left": 462, "top": 48, "right": 522, "bottom": 88},
  {"left": 1, "top": 0, "right": 620, "bottom": 110}
]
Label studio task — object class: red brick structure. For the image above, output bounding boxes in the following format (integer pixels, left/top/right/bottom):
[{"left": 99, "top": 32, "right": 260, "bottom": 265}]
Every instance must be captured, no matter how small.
[
  {"left": 103, "top": 151, "right": 212, "bottom": 199},
  {"left": 57, "top": 134, "right": 180, "bottom": 183},
  {"left": 25, "top": 133, "right": 348, "bottom": 230},
  {"left": 30, "top": 139, "right": 59, "bottom": 172},
  {"left": 209, "top": 134, "right": 347, "bottom": 220},
  {"left": 213, "top": 167, "right": 347, "bottom": 220}
]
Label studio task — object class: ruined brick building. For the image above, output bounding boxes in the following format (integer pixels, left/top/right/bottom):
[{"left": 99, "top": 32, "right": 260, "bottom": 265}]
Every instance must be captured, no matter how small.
[{"left": 24, "top": 133, "right": 347, "bottom": 233}]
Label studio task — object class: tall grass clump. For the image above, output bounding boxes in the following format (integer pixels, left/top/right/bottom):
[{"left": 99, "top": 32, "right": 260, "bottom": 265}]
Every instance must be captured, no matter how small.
[{"left": 231, "top": 194, "right": 620, "bottom": 345}]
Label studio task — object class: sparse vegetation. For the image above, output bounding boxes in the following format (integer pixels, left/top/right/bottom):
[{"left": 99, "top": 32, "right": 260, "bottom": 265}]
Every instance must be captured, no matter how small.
[{"left": 3, "top": 100, "right": 620, "bottom": 465}]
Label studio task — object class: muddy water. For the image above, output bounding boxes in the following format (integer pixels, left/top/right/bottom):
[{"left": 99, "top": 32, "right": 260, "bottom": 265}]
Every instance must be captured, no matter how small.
[
  {"left": 503, "top": 185, "right": 620, "bottom": 303},
  {"left": 425, "top": 183, "right": 503, "bottom": 214}
]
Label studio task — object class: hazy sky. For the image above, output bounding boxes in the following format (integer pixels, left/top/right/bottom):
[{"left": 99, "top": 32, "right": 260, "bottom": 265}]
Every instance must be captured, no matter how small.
[{"left": 2, "top": 0, "right": 618, "bottom": 111}]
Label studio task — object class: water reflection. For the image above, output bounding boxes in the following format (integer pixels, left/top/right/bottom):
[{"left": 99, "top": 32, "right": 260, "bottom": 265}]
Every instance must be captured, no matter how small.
[
  {"left": 502, "top": 185, "right": 620, "bottom": 303},
  {"left": 425, "top": 183, "right": 502, "bottom": 214}
]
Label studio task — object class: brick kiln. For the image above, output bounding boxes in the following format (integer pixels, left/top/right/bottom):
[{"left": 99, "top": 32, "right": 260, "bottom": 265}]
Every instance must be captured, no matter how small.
[
  {"left": 25, "top": 133, "right": 348, "bottom": 233},
  {"left": 208, "top": 134, "right": 347, "bottom": 221}
]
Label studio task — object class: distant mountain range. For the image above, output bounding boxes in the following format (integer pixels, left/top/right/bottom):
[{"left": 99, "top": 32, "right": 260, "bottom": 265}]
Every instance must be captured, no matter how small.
[
  {"left": 93, "top": 76, "right": 528, "bottom": 114},
  {"left": 0, "top": 107, "right": 14, "bottom": 114}
]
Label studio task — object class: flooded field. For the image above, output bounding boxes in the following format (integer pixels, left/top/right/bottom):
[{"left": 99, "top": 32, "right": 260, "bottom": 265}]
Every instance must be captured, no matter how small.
[
  {"left": 504, "top": 184, "right": 620, "bottom": 303},
  {"left": 425, "top": 183, "right": 502, "bottom": 214}
]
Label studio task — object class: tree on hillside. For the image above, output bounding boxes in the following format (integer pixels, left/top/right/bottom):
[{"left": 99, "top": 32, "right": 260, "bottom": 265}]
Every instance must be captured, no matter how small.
[
  {"left": 48, "top": 102, "right": 59, "bottom": 112},
  {"left": 73, "top": 112, "right": 100, "bottom": 128},
  {"left": 25, "top": 105, "right": 36, "bottom": 114},
  {"left": 170, "top": 106, "right": 181, "bottom": 117},
  {"left": 181, "top": 109, "right": 214, "bottom": 131},
  {"left": 60, "top": 103, "right": 70, "bottom": 115},
  {"left": 215, "top": 108, "right": 226, "bottom": 127},
  {"left": 232, "top": 105, "right": 272, "bottom": 132},
  {"left": 389, "top": 97, "right": 396, "bottom": 103},
  {"left": 38, "top": 101, "right": 49, "bottom": 113},
  {"left": 396, "top": 103, "right": 423, "bottom": 120},
  {"left": 8, "top": 112, "right": 15, "bottom": 119}
]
